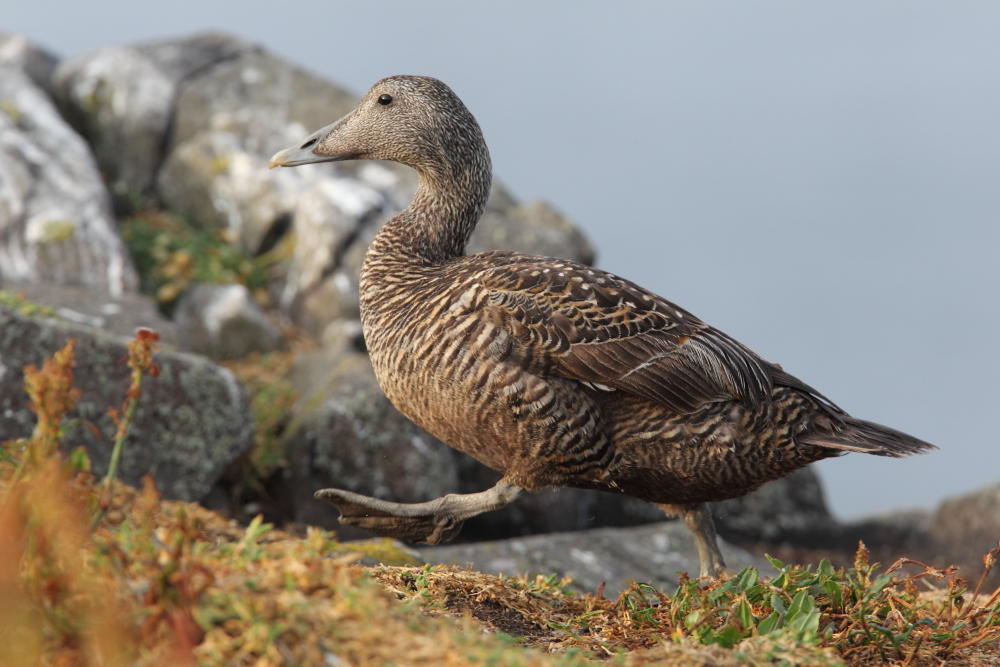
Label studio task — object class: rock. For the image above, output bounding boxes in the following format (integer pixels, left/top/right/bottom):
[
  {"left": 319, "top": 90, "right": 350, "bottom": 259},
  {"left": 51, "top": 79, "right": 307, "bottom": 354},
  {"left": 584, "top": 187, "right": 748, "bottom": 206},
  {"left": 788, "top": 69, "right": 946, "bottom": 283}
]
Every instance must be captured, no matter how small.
[
  {"left": 470, "top": 199, "right": 595, "bottom": 264},
  {"left": 836, "top": 510, "right": 935, "bottom": 558},
  {"left": 167, "top": 47, "right": 356, "bottom": 153},
  {"left": 0, "top": 304, "right": 253, "bottom": 500},
  {"left": 0, "top": 66, "right": 138, "bottom": 297},
  {"left": 160, "top": 46, "right": 386, "bottom": 254},
  {"left": 279, "top": 177, "right": 387, "bottom": 329},
  {"left": 0, "top": 32, "right": 59, "bottom": 95},
  {"left": 278, "top": 349, "right": 459, "bottom": 534},
  {"left": 0, "top": 279, "right": 176, "bottom": 343},
  {"left": 173, "top": 283, "right": 283, "bottom": 360},
  {"left": 930, "top": 482, "right": 1000, "bottom": 553},
  {"left": 53, "top": 32, "right": 253, "bottom": 206},
  {"left": 420, "top": 521, "right": 768, "bottom": 594},
  {"left": 927, "top": 483, "right": 1000, "bottom": 585}
]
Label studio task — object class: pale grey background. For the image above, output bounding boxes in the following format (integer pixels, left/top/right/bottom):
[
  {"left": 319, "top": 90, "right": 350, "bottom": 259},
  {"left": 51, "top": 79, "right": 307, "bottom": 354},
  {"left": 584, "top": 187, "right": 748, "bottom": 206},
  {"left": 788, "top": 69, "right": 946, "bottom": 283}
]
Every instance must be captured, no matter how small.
[{"left": 7, "top": 1, "right": 999, "bottom": 519}]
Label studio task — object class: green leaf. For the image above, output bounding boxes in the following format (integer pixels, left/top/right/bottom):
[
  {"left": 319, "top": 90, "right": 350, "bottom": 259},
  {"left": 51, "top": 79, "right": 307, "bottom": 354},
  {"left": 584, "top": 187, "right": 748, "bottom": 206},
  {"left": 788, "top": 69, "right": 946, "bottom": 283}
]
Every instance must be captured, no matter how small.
[
  {"left": 734, "top": 567, "right": 759, "bottom": 593},
  {"left": 865, "top": 573, "right": 895, "bottom": 600},
  {"left": 704, "top": 626, "right": 743, "bottom": 648},
  {"left": 758, "top": 611, "right": 781, "bottom": 635},
  {"left": 790, "top": 608, "right": 820, "bottom": 637},
  {"left": 785, "top": 589, "right": 815, "bottom": 623},
  {"left": 770, "top": 593, "right": 787, "bottom": 615},
  {"left": 822, "top": 579, "right": 843, "bottom": 609},
  {"left": 765, "top": 554, "right": 786, "bottom": 570},
  {"left": 67, "top": 446, "right": 92, "bottom": 472},
  {"left": 736, "top": 599, "right": 754, "bottom": 629}
]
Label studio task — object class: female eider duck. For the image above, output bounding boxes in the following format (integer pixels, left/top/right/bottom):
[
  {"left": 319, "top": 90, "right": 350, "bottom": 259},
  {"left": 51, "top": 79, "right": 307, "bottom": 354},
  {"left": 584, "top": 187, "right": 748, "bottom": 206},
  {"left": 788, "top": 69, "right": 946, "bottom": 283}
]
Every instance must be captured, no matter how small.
[{"left": 270, "top": 75, "right": 935, "bottom": 578}]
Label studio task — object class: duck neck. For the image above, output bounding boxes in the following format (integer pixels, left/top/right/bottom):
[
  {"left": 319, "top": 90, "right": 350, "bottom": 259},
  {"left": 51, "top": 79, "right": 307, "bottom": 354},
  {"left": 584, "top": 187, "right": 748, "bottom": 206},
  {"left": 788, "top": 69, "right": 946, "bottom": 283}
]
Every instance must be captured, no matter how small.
[{"left": 372, "top": 154, "right": 492, "bottom": 265}]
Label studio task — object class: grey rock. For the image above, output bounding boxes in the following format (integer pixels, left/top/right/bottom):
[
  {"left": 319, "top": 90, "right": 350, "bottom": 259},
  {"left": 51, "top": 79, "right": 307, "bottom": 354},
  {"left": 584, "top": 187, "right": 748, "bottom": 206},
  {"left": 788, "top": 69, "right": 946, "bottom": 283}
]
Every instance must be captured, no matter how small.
[
  {"left": 0, "top": 32, "right": 59, "bottom": 95},
  {"left": 0, "top": 66, "right": 138, "bottom": 296},
  {"left": 927, "top": 482, "right": 1000, "bottom": 584},
  {"left": 168, "top": 47, "right": 356, "bottom": 153},
  {"left": 837, "top": 509, "right": 935, "bottom": 557},
  {"left": 158, "top": 128, "right": 341, "bottom": 253},
  {"left": 470, "top": 199, "right": 595, "bottom": 264},
  {"left": 173, "top": 283, "right": 283, "bottom": 360},
  {"left": 931, "top": 481, "right": 1000, "bottom": 551},
  {"left": 53, "top": 32, "right": 253, "bottom": 205},
  {"left": 0, "top": 279, "right": 176, "bottom": 343},
  {"left": 279, "top": 175, "right": 388, "bottom": 330},
  {"left": 290, "top": 270, "right": 362, "bottom": 337},
  {"left": 420, "top": 521, "right": 769, "bottom": 594},
  {"left": 160, "top": 47, "right": 384, "bottom": 254},
  {"left": 280, "top": 349, "right": 459, "bottom": 534},
  {"left": 0, "top": 304, "right": 252, "bottom": 500}
]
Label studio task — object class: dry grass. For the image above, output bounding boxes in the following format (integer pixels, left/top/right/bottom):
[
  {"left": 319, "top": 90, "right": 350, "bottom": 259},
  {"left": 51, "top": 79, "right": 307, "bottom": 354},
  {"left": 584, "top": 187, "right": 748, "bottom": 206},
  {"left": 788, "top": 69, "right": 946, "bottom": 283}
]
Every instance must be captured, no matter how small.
[{"left": 1, "top": 334, "right": 998, "bottom": 665}]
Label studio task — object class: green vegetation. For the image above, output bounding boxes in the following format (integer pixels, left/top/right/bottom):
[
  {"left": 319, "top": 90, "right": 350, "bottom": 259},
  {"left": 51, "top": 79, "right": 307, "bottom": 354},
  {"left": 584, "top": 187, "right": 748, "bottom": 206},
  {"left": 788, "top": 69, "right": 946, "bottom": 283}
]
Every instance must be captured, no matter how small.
[
  {"left": 0, "top": 290, "right": 56, "bottom": 318},
  {"left": 375, "top": 549, "right": 1000, "bottom": 665},
  {"left": 222, "top": 344, "right": 309, "bottom": 494},
  {"left": 119, "top": 210, "right": 281, "bottom": 308}
]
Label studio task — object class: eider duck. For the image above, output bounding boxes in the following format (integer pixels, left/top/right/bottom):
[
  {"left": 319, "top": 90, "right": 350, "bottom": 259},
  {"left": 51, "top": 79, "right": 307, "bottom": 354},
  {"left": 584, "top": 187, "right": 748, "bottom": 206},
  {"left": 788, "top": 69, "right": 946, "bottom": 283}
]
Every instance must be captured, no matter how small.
[{"left": 270, "top": 75, "right": 935, "bottom": 577}]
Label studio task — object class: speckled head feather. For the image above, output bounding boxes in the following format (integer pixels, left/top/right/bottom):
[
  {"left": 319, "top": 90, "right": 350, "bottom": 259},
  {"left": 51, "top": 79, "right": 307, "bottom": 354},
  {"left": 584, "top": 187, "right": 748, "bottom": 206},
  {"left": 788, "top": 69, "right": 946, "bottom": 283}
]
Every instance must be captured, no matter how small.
[
  {"left": 271, "top": 75, "right": 492, "bottom": 261},
  {"left": 316, "top": 76, "right": 489, "bottom": 177}
]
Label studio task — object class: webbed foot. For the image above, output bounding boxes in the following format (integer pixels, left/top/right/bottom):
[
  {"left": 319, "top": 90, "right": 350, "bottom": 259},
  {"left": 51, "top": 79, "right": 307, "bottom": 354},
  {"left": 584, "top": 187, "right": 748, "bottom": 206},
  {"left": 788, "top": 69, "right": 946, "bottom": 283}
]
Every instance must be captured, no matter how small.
[{"left": 315, "top": 479, "right": 523, "bottom": 545}]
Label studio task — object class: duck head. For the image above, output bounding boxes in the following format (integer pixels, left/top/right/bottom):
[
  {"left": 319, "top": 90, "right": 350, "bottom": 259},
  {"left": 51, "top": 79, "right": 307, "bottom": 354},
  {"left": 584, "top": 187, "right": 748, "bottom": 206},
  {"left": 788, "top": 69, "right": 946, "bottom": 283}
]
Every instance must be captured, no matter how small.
[{"left": 269, "top": 75, "right": 490, "bottom": 180}]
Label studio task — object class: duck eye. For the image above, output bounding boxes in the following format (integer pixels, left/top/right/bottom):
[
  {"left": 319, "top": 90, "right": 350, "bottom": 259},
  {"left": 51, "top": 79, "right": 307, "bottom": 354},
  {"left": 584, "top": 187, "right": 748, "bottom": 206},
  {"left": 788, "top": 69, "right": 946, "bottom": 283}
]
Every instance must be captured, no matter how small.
[{"left": 377, "top": 93, "right": 393, "bottom": 106}]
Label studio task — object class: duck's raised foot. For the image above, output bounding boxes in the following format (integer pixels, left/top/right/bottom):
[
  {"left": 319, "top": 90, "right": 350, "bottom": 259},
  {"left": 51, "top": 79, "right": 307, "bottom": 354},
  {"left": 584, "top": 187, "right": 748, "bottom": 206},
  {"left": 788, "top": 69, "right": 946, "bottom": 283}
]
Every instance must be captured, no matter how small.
[{"left": 314, "top": 479, "right": 523, "bottom": 545}]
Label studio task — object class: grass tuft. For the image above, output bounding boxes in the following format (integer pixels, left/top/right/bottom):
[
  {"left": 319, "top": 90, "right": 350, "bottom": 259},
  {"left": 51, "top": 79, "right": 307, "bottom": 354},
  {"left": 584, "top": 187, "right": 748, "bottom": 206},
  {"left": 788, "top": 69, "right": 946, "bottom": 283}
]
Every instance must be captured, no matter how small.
[{"left": 119, "top": 210, "right": 286, "bottom": 308}]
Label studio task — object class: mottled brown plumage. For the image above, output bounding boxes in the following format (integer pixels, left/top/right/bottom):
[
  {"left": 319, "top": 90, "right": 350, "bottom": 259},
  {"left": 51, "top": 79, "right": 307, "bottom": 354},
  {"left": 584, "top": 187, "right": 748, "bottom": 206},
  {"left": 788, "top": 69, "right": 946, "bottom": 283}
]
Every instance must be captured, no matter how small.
[{"left": 271, "top": 75, "right": 935, "bottom": 577}]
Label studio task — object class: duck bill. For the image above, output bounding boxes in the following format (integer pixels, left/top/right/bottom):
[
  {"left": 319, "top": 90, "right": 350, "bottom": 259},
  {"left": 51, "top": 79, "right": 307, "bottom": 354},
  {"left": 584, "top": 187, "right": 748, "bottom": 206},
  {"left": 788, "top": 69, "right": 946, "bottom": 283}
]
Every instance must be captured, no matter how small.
[
  {"left": 268, "top": 118, "right": 352, "bottom": 168},
  {"left": 268, "top": 144, "right": 328, "bottom": 169}
]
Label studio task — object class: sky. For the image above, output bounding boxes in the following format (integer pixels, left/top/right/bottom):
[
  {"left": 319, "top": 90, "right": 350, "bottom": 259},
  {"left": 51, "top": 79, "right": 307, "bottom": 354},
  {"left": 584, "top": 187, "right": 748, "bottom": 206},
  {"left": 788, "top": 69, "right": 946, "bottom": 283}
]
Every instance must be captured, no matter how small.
[{"left": 7, "top": 1, "right": 1000, "bottom": 520}]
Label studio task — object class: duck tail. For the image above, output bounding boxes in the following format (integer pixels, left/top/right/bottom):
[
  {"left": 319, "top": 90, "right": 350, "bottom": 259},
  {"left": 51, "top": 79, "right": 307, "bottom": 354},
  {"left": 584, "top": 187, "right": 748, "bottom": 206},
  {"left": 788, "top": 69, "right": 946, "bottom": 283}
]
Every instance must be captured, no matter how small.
[{"left": 801, "top": 416, "right": 937, "bottom": 458}]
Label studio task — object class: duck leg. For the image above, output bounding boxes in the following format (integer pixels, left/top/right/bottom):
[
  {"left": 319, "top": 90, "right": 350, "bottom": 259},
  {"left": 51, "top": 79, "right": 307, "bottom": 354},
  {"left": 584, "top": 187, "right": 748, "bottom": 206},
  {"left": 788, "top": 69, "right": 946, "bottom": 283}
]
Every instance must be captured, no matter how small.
[
  {"left": 315, "top": 479, "right": 523, "bottom": 545},
  {"left": 660, "top": 503, "right": 727, "bottom": 578}
]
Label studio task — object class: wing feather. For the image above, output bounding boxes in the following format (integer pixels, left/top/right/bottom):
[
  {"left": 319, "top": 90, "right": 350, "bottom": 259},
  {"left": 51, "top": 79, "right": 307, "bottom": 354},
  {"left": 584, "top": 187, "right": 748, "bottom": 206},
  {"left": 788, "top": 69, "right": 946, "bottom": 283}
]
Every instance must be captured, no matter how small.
[{"left": 466, "top": 253, "right": 801, "bottom": 414}]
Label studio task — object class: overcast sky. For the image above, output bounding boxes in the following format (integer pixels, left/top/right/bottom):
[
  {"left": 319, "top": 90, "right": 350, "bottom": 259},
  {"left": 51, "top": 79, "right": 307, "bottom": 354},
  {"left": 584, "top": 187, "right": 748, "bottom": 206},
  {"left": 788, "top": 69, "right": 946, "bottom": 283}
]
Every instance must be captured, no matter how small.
[{"left": 8, "top": 1, "right": 999, "bottom": 520}]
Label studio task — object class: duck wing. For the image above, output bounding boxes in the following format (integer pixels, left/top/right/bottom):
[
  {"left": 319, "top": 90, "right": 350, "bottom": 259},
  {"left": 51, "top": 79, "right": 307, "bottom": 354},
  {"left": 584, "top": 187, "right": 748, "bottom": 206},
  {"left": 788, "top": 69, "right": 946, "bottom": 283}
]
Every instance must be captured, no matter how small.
[{"left": 470, "top": 255, "right": 782, "bottom": 414}]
